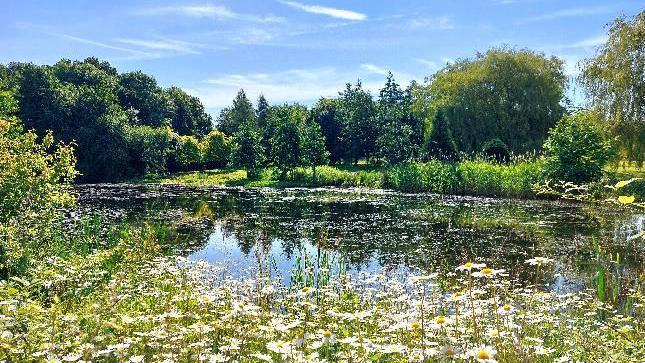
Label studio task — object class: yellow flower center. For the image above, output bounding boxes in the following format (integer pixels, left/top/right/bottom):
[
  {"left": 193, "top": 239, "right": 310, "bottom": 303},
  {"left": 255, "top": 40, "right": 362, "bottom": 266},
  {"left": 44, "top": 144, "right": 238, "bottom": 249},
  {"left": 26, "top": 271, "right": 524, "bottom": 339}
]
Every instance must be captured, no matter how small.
[
  {"left": 411, "top": 321, "right": 421, "bottom": 329},
  {"left": 277, "top": 342, "right": 285, "bottom": 348},
  {"left": 301, "top": 287, "right": 310, "bottom": 292},
  {"left": 477, "top": 350, "right": 490, "bottom": 359},
  {"left": 436, "top": 316, "right": 446, "bottom": 324},
  {"left": 481, "top": 268, "right": 494, "bottom": 275},
  {"left": 323, "top": 330, "right": 332, "bottom": 338},
  {"left": 464, "top": 262, "right": 473, "bottom": 268},
  {"left": 445, "top": 349, "right": 455, "bottom": 356},
  {"left": 503, "top": 304, "right": 512, "bottom": 311}
]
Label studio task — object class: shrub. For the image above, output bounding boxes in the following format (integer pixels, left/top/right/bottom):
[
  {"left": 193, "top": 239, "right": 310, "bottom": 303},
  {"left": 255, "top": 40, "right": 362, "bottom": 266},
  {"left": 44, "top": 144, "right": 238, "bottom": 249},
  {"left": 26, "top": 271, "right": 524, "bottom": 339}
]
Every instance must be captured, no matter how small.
[
  {"left": 482, "top": 138, "right": 510, "bottom": 163},
  {"left": 176, "top": 135, "right": 202, "bottom": 171},
  {"left": 544, "top": 111, "right": 614, "bottom": 183},
  {"left": 423, "top": 109, "right": 458, "bottom": 162},
  {"left": 201, "top": 130, "right": 232, "bottom": 169},
  {"left": 0, "top": 119, "right": 77, "bottom": 278}
]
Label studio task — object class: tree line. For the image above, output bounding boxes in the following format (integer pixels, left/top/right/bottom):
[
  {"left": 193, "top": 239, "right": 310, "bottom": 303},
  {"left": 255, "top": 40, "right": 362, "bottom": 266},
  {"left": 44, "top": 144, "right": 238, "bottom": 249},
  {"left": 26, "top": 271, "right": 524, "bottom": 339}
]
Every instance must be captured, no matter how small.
[{"left": 0, "top": 11, "right": 642, "bottom": 182}]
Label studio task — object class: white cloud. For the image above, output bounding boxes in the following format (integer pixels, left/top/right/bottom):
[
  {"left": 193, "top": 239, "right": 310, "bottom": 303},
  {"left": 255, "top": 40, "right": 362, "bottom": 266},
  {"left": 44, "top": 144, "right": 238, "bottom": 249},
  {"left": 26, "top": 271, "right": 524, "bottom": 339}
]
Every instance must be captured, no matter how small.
[
  {"left": 407, "top": 16, "right": 455, "bottom": 30},
  {"left": 59, "top": 34, "right": 159, "bottom": 59},
  {"left": 137, "top": 5, "right": 285, "bottom": 23},
  {"left": 115, "top": 38, "right": 206, "bottom": 54},
  {"left": 567, "top": 34, "right": 608, "bottom": 49},
  {"left": 415, "top": 58, "right": 440, "bottom": 71},
  {"left": 360, "top": 63, "right": 389, "bottom": 76},
  {"left": 186, "top": 65, "right": 418, "bottom": 112},
  {"left": 517, "top": 6, "right": 614, "bottom": 24},
  {"left": 279, "top": 1, "right": 367, "bottom": 21}
]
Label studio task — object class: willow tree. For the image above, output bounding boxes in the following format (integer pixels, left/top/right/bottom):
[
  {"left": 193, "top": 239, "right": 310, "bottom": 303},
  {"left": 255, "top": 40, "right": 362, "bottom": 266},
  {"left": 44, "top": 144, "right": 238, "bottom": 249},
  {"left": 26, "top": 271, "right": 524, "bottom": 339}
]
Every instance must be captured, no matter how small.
[
  {"left": 581, "top": 11, "right": 644, "bottom": 164},
  {"left": 413, "top": 48, "right": 566, "bottom": 154}
]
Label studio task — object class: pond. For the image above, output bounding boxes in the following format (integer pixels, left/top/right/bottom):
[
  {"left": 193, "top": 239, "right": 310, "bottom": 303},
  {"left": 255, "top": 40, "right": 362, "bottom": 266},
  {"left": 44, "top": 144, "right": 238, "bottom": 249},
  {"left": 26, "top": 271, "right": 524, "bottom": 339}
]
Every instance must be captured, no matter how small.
[{"left": 74, "top": 183, "right": 643, "bottom": 296}]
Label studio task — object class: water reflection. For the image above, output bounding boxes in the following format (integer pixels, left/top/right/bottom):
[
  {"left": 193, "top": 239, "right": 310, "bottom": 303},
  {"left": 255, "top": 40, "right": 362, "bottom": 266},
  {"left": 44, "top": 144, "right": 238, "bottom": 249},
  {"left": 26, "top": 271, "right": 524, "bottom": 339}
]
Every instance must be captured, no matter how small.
[{"left": 75, "top": 184, "right": 643, "bottom": 293}]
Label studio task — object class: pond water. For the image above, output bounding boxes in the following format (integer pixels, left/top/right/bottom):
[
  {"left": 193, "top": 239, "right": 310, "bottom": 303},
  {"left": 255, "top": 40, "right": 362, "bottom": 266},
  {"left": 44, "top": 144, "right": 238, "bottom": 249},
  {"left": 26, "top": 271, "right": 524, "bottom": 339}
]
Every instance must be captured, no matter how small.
[{"left": 74, "top": 183, "right": 643, "bottom": 295}]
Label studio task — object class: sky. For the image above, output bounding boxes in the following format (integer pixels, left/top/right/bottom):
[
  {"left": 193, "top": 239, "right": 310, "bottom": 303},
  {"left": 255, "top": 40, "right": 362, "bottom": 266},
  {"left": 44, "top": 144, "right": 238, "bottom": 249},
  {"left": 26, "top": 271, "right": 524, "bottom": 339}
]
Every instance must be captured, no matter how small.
[{"left": 1, "top": 0, "right": 643, "bottom": 115}]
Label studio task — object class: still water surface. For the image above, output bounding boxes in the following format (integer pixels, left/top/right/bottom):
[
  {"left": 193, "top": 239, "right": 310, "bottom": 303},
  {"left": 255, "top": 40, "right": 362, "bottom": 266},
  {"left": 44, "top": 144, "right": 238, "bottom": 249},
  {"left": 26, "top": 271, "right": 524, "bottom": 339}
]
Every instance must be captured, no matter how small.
[{"left": 75, "top": 184, "right": 643, "bottom": 293}]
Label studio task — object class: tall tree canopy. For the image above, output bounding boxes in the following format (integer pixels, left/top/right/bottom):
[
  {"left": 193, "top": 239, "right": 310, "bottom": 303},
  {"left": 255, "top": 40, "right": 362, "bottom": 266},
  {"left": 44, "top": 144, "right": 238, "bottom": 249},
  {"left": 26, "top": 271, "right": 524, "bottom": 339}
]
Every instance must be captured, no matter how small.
[
  {"left": 581, "top": 11, "right": 644, "bottom": 164},
  {"left": 218, "top": 90, "right": 256, "bottom": 136},
  {"left": 338, "top": 82, "right": 377, "bottom": 163},
  {"left": 310, "top": 98, "right": 344, "bottom": 164},
  {"left": 413, "top": 48, "right": 566, "bottom": 154}
]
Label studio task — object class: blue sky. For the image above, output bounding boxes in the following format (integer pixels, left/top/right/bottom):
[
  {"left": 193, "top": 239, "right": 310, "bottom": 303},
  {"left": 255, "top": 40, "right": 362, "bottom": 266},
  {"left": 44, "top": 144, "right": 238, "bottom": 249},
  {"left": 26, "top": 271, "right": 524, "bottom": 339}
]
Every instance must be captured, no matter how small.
[{"left": 2, "top": 0, "right": 643, "bottom": 114}]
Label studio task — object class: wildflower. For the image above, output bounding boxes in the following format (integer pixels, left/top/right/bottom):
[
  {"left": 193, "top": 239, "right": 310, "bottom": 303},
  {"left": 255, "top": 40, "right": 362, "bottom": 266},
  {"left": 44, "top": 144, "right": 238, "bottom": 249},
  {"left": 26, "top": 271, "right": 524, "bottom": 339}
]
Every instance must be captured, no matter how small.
[
  {"left": 321, "top": 329, "right": 336, "bottom": 344},
  {"left": 472, "top": 268, "right": 505, "bottom": 278},
  {"left": 410, "top": 320, "right": 422, "bottom": 330},
  {"left": 498, "top": 304, "right": 516, "bottom": 314},
  {"left": 440, "top": 345, "right": 461, "bottom": 359},
  {"left": 524, "top": 257, "right": 554, "bottom": 266},
  {"left": 456, "top": 262, "right": 485, "bottom": 271},
  {"left": 409, "top": 273, "right": 438, "bottom": 283},
  {"left": 266, "top": 340, "right": 292, "bottom": 355},
  {"left": 470, "top": 345, "right": 497, "bottom": 362},
  {"left": 129, "top": 356, "right": 144, "bottom": 363}
]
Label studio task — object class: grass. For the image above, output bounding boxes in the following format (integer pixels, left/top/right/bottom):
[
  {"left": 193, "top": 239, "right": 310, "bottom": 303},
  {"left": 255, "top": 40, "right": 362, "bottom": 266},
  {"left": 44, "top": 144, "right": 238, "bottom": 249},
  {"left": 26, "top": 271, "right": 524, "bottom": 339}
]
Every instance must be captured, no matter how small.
[{"left": 147, "top": 160, "right": 547, "bottom": 199}]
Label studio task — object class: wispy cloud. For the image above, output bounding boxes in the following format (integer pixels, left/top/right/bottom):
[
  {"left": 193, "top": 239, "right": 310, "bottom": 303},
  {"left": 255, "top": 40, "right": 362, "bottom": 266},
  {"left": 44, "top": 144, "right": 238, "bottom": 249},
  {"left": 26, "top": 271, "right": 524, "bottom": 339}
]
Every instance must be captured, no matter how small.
[
  {"left": 114, "top": 38, "right": 214, "bottom": 54},
  {"left": 567, "top": 34, "right": 608, "bottom": 49},
  {"left": 279, "top": 1, "right": 367, "bottom": 21},
  {"left": 187, "top": 65, "right": 418, "bottom": 111},
  {"left": 415, "top": 58, "right": 440, "bottom": 71},
  {"left": 136, "top": 4, "right": 285, "bottom": 23},
  {"left": 517, "top": 5, "right": 614, "bottom": 24},
  {"left": 59, "top": 34, "right": 157, "bottom": 58},
  {"left": 408, "top": 16, "right": 455, "bottom": 30},
  {"left": 360, "top": 63, "right": 389, "bottom": 75}
]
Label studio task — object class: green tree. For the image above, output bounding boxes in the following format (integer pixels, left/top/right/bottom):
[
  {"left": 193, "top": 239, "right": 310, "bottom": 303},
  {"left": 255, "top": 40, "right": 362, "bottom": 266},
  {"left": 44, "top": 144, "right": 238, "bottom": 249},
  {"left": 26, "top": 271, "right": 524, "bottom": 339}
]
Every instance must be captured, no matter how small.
[
  {"left": 118, "top": 71, "right": 168, "bottom": 127},
  {"left": 581, "top": 11, "right": 645, "bottom": 164},
  {"left": 544, "top": 111, "right": 614, "bottom": 183},
  {"left": 232, "top": 122, "right": 265, "bottom": 178},
  {"left": 219, "top": 90, "right": 256, "bottom": 136},
  {"left": 256, "top": 94, "right": 273, "bottom": 159},
  {"left": 0, "top": 118, "right": 77, "bottom": 277},
  {"left": 301, "top": 120, "right": 329, "bottom": 178},
  {"left": 413, "top": 48, "right": 566, "bottom": 153},
  {"left": 165, "top": 86, "right": 213, "bottom": 137},
  {"left": 339, "top": 82, "right": 377, "bottom": 164},
  {"left": 424, "top": 109, "right": 458, "bottom": 161},
  {"left": 376, "top": 73, "right": 417, "bottom": 164},
  {"left": 201, "top": 130, "right": 232, "bottom": 168},
  {"left": 269, "top": 104, "right": 307, "bottom": 177},
  {"left": 310, "top": 98, "right": 344, "bottom": 164},
  {"left": 176, "top": 135, "right": 202, "bottom": 171}
]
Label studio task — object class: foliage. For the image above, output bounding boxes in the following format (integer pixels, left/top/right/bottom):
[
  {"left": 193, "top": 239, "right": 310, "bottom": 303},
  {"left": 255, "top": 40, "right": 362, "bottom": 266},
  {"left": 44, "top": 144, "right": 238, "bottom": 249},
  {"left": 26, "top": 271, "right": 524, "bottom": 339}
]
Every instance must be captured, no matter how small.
[
  {"left": 4, "top": 58, "right": 212, "bottom": 182},
  {"left": 376, "top": 73, "right": 418, "bottom": 164},
  {"left": 219, "top": 89, "right": 256, "bottom": 136},
  {"left": 269, "top": 104, "right": 306, "bottom": 176},
  {"left": 201, "top": 130, "right": 232, "bottom": 169},
  {"left": 482, "top": 138, "right": 511, "bottom": 163},
  {"left": 413, "top": 48, "right": 566, "bottom": 153},
  {"left": 544, "top": 111, "right": 615, "bottom": 183},
  {"left": 423, "top": 109, "right": 458, "bottom": 162},
  {"left": 300, "top": 120, "right": 329, "bottom": 176},
  {"left": 0, "top": 118, "right": 77, "bottom": 278},
  {"left": 166, "top": 86, "right": 213, "bottom": 138},
  {"left": 232, "top": 121, "right": 265, "bottom": 178},
  {"left": 176, "top": 135, "right": 202, "bottom": 171},
  {"left": 310, "top": 98, "right": 344, "bottom": 164},
  {"left": 339, "top": 82, "right": 378, "bottom": 163},
  {"left": 581, "top": 11, "right": 645, "bottom": 164}
]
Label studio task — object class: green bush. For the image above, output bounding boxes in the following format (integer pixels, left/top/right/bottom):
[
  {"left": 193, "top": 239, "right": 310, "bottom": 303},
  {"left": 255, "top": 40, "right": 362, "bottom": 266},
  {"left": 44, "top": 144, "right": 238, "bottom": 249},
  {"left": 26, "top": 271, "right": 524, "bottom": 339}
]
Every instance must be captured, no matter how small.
[
  {"left": 176, "top": 135, "right": 202, "bottom": 171},
  {"left": 544, "top": 111, "right": 614, "bottom": 183},
  {"left": 482, "top": 138, "right": 510, "bottom": 163},
  {"left": 0, "top": 119, "right": 77, "bottom": 278},
  {"left": 201, "top": 130, "right": 232, "bottom": 169},
  {"left": 385, "top": 161, "right": 460, "bottom": 193},
  {"left": 458, "top": 159, "right": 545, "bottom": 198}
]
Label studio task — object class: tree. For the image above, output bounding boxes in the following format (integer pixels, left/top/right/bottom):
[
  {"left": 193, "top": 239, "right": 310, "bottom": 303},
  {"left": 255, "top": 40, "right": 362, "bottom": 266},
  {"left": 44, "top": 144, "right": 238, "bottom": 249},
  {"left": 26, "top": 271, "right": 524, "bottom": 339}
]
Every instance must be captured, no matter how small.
[
  {"left": 165, "top": 86, "right": 213, "bottom": 137},
  {"left": 201, "top": 130, "right": 232, "bottom": 168},
  {"left": 581, "top": 11, "right": 644, "bottom": 164},
  {"left": 256, "top": 94, "right": 273, "bottom": 159},
  {"left": 117, "top": 71, "right": 168, "bottom": 127},
  {"left": 544, "top": 110, "right": 614, "bottom": 183},
  {"left": 232, "top": 122, "right": 265, "bottom": 178},
  {"left": 424, "top": 109, "right": 458, "bottom": 161},
  {"left": 269, "top": 104, "right": 307, "bottom": 177},
  {"left": 376, "top": 73, "right": 417, "bottom": 164},
  {"left": 176, "top": 135, "right": 202, "bottom": 171},
  {"left": 219, "top": 89, "right": 256, "bottom": 135},
  {"left": 339, "top": 82, "right": 377, "bottom": 164},
  {"left": 310, "top": 98, "right": 344, "bottom": 164},
  {"left": 301, "top": 120, "right": 329, "bottom": 178},
  {"left": 413, "top": 48, "right": 566, "bottom": 153}
]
